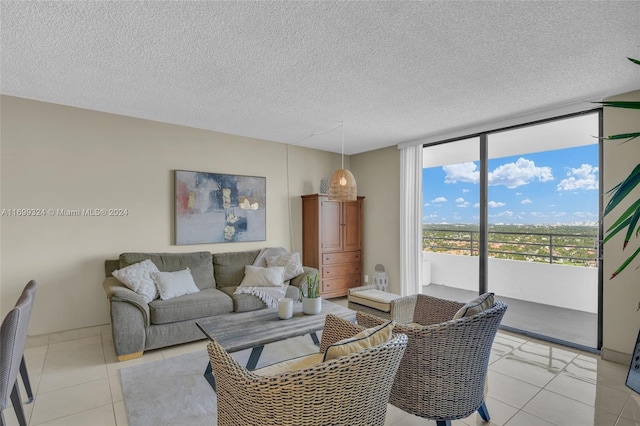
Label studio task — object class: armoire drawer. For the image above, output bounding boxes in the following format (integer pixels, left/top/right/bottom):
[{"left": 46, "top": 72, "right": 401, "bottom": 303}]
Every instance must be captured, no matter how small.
[
  {"left": 322, "top": 262, "right": 362, "bottom": 279},
  {"left": 322, "top": 251, "right": 361, "bottom": 265},
  {"left": 322, "top": 274, "right": 362, "bottom": 294}
]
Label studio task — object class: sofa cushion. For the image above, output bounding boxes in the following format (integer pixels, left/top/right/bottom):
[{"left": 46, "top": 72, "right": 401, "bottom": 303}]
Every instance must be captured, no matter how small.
[
  {"left": 120, "top": 252, "right": 214, "bottom": 290},
  {"left": 348, "top": 289, "right": 400, "bottom": 313},
  {"left": 148, "top": 287, "right": 233, "bottom": 324},
  {"left": 220, "top": 285, "right": 301, "bottom": 313},
  {"left": 213, "top": 250, "right": 260, "bottom": 288},
  {"left": 219, "top": 286, "right": 266, "bottom": 313}
]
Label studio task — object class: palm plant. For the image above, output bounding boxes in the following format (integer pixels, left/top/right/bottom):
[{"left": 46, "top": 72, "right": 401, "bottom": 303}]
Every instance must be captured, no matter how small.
[{"left": 600, "top": 57, "right": 640, "bottom": 279}]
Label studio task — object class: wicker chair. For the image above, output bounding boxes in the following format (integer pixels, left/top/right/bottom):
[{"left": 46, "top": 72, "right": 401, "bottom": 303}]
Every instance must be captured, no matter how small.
[
  {"left": 1, "top": 281, "right": 37, "bottom": 426},
  {"left": 357, "top": 294, "right": 507, "bottom": 426},
  {"left": 207, "top": 314, "right": 408, "bottom": 426}
]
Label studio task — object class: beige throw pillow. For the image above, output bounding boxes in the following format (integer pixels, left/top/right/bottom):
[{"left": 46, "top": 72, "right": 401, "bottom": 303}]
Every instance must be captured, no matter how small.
[
  {"left": 239, "top": 265, "right": 286, "bottom": 287},
  {"left": 265, "top": 252, "right": 304, "bottom": 281},
  {"left": 151, "top": 268, "right": 200, "bottom": 300},
  {"left": 112, "top": 259, "right": 160, "bottom": 303},
  {"left": 323, "top": 320, "right": 395, "bottom": 362}
]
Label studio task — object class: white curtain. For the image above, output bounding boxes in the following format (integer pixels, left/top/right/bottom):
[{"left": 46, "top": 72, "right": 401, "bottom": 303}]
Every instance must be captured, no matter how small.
[{"left": 399, "top": 144, "right": 423, "bottom": 296}]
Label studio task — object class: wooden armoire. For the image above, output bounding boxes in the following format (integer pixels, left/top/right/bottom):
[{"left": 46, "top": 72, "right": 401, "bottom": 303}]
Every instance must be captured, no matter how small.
[{"left": 301, "top": 194, "right": 364, "bottom": 298}]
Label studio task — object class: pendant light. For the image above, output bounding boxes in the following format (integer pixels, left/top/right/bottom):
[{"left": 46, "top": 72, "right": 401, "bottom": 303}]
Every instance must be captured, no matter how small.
[{"left": 328, "top": 121, "right": 357, "bottom": 202}]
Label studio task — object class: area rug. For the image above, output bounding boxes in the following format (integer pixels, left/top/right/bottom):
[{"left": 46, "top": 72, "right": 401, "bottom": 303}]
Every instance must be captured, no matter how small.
[{"left": 120, "top": 334, "right": 320, "bottom": 426}]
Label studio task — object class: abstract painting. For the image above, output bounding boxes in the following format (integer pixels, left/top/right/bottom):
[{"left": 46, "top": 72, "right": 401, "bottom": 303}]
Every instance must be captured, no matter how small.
[{"left": 175, "top": 170, "right": 266, "bottom": 244}]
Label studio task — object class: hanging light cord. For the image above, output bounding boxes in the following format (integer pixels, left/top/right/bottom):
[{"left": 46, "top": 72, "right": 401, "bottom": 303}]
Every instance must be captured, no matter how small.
[
  {"left": 340, "top": 121, "right": 345, "bottom": 169},
  {"left": 290, "top": 122, "right": 343, "bottom": 146}
]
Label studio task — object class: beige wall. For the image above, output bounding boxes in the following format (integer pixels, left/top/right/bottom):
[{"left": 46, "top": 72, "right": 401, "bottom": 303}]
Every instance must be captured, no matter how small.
[
  {"left": 350, "top": 146, "right": 401, "bottom": 293},
  {"left": 0, "top": 95, "right": 341, "bottom": 335},
  {"left": 602, "top": 90, "right": 640, "bottom": 362},
  {"left": 5, "top": 89, "right": 638, "bottom": 357}
]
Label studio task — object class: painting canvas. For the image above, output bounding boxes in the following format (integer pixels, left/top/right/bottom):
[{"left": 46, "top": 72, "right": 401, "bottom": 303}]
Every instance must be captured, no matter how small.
[{"left": 175, "top": 170, "right": 266, "bottom": 244}]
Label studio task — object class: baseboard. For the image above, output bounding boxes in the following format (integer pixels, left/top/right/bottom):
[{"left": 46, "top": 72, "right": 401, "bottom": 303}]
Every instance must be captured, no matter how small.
[{"left": 601, "top": 346, "right": 631, "bottom": 366}]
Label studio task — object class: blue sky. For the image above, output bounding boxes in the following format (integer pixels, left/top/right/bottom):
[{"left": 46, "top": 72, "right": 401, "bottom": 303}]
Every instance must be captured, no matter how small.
[{"left": 422, "top": 144, "right": 599, "bottom": 225}]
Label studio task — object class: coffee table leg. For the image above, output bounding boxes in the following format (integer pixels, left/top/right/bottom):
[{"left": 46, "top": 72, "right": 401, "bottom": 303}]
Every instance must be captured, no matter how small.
[
  {"left": 204, "top": 362, "right": 216, "bottom": 391},
  {"left": 246, "top": 345, "right": 264, "bottom": 371},
  {"left": 310, "top": 331, "right": 320, "bottom": 346}
]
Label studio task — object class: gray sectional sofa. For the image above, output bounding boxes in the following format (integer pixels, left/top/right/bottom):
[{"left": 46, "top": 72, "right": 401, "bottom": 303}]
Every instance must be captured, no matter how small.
[{"left": 102, "top": 249, "right": 318, "bottom": 361}]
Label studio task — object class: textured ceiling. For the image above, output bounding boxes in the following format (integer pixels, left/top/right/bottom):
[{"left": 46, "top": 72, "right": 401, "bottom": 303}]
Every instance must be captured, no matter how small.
[{"left": 2, "top": 1, "right": 640, "bottom": 154}]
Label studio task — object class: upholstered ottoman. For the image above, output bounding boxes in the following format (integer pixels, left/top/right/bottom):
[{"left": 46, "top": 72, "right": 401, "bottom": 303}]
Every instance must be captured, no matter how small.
[{"left": 348, "top": 285, "right": 416, "bottom": 324}]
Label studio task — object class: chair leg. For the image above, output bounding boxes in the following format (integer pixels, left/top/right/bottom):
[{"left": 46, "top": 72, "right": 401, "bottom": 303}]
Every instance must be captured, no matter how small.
[
  {"left": 10, "top": 381, "right": 27, "bottom": 426},
  {"left": 20, "top": 356, "right": 35, "bottom": 403},
  {"left": 478, "top": 401, "right": 491, "bottom": 422},
  {"left": 436, "top": 421, "right": 452, "bottom": 426}
]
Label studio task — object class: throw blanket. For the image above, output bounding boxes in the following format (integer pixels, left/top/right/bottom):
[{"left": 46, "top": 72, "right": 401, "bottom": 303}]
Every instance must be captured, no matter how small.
[{"left": 234, "top": 247, "right": 289, "bottom": 308}]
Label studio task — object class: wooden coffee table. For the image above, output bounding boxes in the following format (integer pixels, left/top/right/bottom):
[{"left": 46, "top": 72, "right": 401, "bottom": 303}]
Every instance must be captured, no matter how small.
[{"left": 196, "top": 298, "right": 356, "bottom": 389}]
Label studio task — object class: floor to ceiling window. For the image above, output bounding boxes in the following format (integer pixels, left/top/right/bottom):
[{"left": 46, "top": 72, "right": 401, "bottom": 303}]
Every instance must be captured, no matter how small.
[{"left": 422, "top": 110, "right": 602, "bottom": 350}]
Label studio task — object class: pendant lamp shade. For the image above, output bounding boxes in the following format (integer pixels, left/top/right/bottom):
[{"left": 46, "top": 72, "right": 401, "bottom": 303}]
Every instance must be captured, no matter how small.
[
  {"left": 327, "top": 122, "right": 357, "bottom": 202},
  {"left": 328, "top": 168, "right": 357, "bottom": 201}
]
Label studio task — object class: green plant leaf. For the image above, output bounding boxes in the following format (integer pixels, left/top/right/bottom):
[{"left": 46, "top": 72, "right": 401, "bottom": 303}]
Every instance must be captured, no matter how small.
[
  {"left": 611, "top": 245, "right": 640, "bottom": 279},
  {"left": 604, "top": 216, "right": 632, "bottom": 244},
  {"left": 628, "top": 57, "right": 640, "bottom": 66},
  {"left": 624, "top": 208, "right": 640, "bottom": 249},
  {"left": 604, "top": 164, "right": 640, "bottom": 216},
  {"left": 596, "top": 101, "right": 640, "bottom": 110},
  {"left": 607, "top": 198, "right": 640, "bottom": 231},
  {"left": 603, "top": 132, "right": 640, "bottom": 142}
]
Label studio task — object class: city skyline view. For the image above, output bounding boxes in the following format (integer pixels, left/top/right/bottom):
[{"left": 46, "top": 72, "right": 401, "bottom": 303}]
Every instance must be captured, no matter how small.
[{"left": 422, "top": 144, "right": 599, "bottom": 226}]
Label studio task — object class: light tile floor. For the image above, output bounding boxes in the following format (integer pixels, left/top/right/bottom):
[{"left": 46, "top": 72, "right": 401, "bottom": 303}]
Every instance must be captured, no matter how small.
[{"left": 4, "top": 305, "right": 640, "bottom": 425}]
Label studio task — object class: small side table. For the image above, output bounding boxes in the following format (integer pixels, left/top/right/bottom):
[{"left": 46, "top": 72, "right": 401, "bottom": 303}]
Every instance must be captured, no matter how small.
[{"left": 348, "top": 285, "right": 417, "bottom": 324}]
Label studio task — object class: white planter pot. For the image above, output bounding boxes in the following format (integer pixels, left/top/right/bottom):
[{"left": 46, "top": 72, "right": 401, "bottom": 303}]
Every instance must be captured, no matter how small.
[{"left": 302, "top": 296, "right": 322, "bottom": 315}]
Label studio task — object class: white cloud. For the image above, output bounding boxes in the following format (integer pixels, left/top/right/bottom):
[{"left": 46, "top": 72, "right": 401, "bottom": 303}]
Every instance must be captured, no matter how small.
[
  {"left": 491, "top": 210, "right": 514, "bottom": 217},
  {"left": 488, "top": 158, "right": 553, "bottom": 188},
  {"left": 455, "top": 197, "right": 465, "bottom": 203},
  {"left": 473, "top": 202, "right": 480, "bottom": 208},
  {"left": 521, "top": 199, "right": 533, "bottom": 204},
  {"left": 516, "top": 192, "right": 522, "bottom": 196},
  {"left": 457, "top": 201, "right": 470, "bottom": 208},
  {"left": 423, "top": 202, "right": 430, "bottom": 207},
  {"left": 432, "top": 196, "right": 447, "bottom": 203},
  {"left": 443, "top": 163, "right": 479, "bottom": 184},
  {"left": 462, "top": 189, "right": 470, "bottom": 193},
  {"left": 557, "top": 164, "right": 599, "bottom": 191},
  {"left": 488, "top": 201, "right": 506, "bottom": 208},
  {"left": 443, "top": 158, "right": 553, "bottom": 189}
]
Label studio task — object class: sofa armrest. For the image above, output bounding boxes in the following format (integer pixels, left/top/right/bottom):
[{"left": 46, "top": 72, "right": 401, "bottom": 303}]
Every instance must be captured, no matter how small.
[
  {"left": 103, "top": 277, "right": 150, "bottom": 327},
  {"left": 290, "top": 266, "right": 319, "bottom": 289}
]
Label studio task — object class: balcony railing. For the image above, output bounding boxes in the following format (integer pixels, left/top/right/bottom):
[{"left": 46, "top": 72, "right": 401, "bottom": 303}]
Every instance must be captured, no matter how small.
[{"left": 422, "top": 227, "right": 598, "bottom": 267}]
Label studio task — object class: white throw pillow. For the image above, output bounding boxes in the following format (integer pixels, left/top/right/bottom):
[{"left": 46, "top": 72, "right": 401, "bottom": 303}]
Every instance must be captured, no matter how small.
[
  {"left": 265, "top": 252, "right": 304, "bottom": 281},
  {"left": 239, "top": 265, "right": 285, "bottom": 287},
  {"left": 151, "top": 268, "right": 200, "bottom": 300},
  {"left": 112, "top": 259, "right": 160, "bottom": 303}
]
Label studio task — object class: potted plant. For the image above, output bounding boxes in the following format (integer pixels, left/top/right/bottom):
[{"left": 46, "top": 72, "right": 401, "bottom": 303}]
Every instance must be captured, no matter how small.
[
  {"left": 600, "top": 57, "right": 640, "bottom": 279},
  {"left": 301, "top": 274, "right": 321, "bottom": 315}
]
